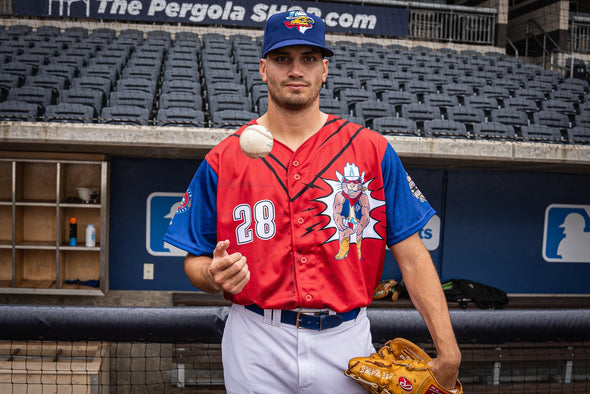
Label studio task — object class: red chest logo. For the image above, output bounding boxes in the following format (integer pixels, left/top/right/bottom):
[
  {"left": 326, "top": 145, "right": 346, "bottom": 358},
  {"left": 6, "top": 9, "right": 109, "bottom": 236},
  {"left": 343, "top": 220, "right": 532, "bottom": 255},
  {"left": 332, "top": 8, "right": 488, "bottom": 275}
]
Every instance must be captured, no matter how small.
[{"left": 399, "top": 376, "right": 413, "bottom": 392}]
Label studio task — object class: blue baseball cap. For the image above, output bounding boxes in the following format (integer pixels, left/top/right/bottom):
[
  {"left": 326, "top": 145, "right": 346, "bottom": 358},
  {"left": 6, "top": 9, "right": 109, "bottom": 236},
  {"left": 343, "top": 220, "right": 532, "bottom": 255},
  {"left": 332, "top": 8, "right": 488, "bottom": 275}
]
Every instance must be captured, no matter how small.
[{"left": 262, "top": 10, "right": 334, "bottom": 58}]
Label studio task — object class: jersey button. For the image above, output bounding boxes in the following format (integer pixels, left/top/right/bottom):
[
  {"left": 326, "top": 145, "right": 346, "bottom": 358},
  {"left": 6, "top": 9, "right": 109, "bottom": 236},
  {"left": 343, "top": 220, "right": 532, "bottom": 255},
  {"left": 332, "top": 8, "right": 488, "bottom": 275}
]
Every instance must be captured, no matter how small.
[
  {"left": 300, "top": 256, "right": 308, "bottom": 264},
  {"left": 304, "top": 294, "right": 313, "bottom": 302},
  {"left": 297, "top": 217, "right": 304, "bottom": 225},
  {"left": 293, "top": 174, "right": 301, "bottom": 180},
  {"left": 292, "top": 160, "right": 300, "bottom": 167}
]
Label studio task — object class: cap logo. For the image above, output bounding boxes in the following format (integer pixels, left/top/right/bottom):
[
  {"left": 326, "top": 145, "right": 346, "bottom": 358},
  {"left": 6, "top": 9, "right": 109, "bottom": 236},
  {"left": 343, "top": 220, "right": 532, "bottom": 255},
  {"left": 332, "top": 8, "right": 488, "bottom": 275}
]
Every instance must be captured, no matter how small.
[{"left": 284, "top": 10, "right": 314, "bottom": 34}]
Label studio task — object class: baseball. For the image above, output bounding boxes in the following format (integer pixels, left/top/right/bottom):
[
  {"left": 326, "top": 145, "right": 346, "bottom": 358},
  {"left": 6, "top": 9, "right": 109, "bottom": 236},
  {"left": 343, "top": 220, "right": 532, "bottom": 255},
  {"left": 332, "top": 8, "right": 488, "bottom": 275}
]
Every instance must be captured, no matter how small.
[{"left": 239, "top": 125, "right": 274, "bottom": 159}]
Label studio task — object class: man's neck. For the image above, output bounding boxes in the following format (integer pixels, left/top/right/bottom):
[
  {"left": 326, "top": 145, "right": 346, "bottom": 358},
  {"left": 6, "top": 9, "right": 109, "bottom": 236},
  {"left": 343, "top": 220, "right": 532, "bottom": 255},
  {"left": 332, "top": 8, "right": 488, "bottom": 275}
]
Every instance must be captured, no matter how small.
[{"left": 259, "top": 103, "right": 328, "bottom": 152}]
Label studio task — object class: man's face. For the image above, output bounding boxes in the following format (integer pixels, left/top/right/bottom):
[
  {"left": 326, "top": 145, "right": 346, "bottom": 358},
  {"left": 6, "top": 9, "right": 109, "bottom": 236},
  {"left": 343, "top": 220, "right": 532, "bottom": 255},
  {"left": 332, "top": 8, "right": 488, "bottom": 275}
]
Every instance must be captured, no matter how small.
[{"left": 260, "top": 45, "right": 329, "bottom": 112}]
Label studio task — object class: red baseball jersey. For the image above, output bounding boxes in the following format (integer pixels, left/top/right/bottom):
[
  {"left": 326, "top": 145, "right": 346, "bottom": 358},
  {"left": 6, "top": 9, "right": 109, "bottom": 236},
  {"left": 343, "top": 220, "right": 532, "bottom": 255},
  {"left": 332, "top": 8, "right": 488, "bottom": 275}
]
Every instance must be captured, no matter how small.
[{"left": 164, "top": 115, "right": 434, "bottom": 312}]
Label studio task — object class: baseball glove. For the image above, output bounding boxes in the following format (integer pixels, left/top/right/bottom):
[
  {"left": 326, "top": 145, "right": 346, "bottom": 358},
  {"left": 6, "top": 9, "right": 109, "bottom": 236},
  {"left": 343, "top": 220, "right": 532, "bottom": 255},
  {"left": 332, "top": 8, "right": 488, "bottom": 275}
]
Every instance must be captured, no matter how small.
[{"left": 344, "top": 338, "right": 462, "bottom": 394}]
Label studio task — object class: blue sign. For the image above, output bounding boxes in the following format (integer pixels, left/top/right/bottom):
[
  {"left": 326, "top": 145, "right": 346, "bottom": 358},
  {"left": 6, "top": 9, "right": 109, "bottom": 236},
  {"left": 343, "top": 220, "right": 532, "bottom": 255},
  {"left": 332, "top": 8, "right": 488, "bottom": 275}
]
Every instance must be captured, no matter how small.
[
  {"left": 16, "top": 0, "right": 409, "bottom": 37},
  {"left": 146, "top": 192, "right": 186, "bottom": 257},
  {"left": 543, "top": 204, "right": 590, "bottom": 263}
]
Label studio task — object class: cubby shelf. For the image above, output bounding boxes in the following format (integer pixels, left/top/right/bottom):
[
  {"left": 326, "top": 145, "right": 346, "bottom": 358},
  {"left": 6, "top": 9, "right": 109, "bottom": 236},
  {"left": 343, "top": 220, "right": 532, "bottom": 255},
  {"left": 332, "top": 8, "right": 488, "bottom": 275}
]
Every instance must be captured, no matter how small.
[{"left": 0, "top": 152, "right": 109, "bottom": 295}]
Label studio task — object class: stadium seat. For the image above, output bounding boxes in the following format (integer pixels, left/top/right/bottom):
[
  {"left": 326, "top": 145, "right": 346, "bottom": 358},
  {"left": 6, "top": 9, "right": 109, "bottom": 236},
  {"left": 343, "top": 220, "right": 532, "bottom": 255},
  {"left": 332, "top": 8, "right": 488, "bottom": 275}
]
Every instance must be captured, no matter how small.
[
  {"left": 479, "top": 86, "right": 510, "bottom": 103},
  {"left": 25, "top": 74, "right": 67, "bottom": 103},
  {"left": 526, "top": 80, "right": 554, "bottom": 95},
  {"left": 203, "top": 69, "right": 240, "bottom": 86},
  {"left": 257, "top": 97, "right": 268, "bottom": 114},
  {"left": 109, "top": 90, "right": 154, "bottom": 109},
  {"left": 101, "top": 105, "right": 150, "bottom": 125},
  {"left": 208, "top": 94, "right": 252, "bottom": 114},
  {"left": 80, "top": 66, "right": 118, "bottom": 87},
  {"left": 363, "top": 78, "right": 399, "bottom": 99},
  {"left": 372, "top": 116, "right": 419, "bottom": 136},
  {"left": 0, "top": 100, "right": 40, "bottom": 121},
  {"left": 567, "top": 127, "right": 590, "bottom": 144},
  {"left": 161, "top": 80, "right": 201, "bottom": 96},
  {"left": 354, "top": 100, "right": 396, "bottom": 125},
  {"left": 7, "top": 86, "right": 53, "bottom": 111},
  {"left": 423, "top": 93, "right": 458, "bottom": 118},
  {"left": 0, "top": 74, "right": 19, "bottom": 101},
  {"left": 382, "top": 91, "right": 418, "bottom": 116},
  {"left": 121, "top": 66, "right": 161, "bottom": 81},
  {"left": 473, "top": 122, "right": 515, "bottom": 141},
  {"left": 533, "top": 110, "right": 571, "bottom": 130},
  {"left": 548, "top": 89, "right": 581, "bottom": 105},
  {"left": 401, "top": 103, "right": 441, "bottom": 130},
  {"left": 158, "top": 92, "right": 202, "bottom": 111},
  {"left": 339, "top": 88, "right": 376, "bottom": 111},
  {"left": 38, "top": 64, "right": 76, "bottom": 86},
  {"left": 463, "top": 96, "right": 499, "bottom": 119},
  {"left": 60, "top": 87, "right": 103, "bottom": 116},
  {"left": 211, "top": 110, "right": 258, "bottom": 129},
  {"left": 208, "top": 82, "right": 247, "bottom": 97},
  {"left": 44, "top": 103, "right": 94, "bottom": 123},
  {"left": 491, "top": 108, "right": 529, "bottom": 129},
  {"left": 521, "top": 124, "right": 563, "bottom": 143},
  {"left": 574, "top": 113, "right": 590, "bottom": 128},
  {"left": 339, "top": 114, "right": 365, "bottom": 127},
  {"left": 541, "top": 99, "right": 576, "bottom": 121},
  {"left": 327, "top": 77, "right": 361, "bottom": 95},
  {"left": 163, "top": 60, "right": 200, "bottom": 82},
  {"left": 319, "top": 98, "right": 348, "bottom": 116},
  {"left": 503, "top": 97, "right": 538, "bottom": 116},
  {"left": 405, "top": 80, "right": 438, "bottom": 100},
  {"left": 423, "top": 119, "right": 467, "bottom": 138},
  {"left": 513, "top": 88, "right": 546, "bottom": 105},
  {"left": 447, "top": 106, "right": 485, "bottom": 129},
  {"left": 116, "top": 78, "right": 157, "bottom": 95},
  {"left": 156, "top": 107, "right": 205, "bottom": 127},
  {"left": 71, "top": 76, "right": 112, "bottom": 98},
  {"left": 441, "top": 84, "right": 474, "bottom": 103}
]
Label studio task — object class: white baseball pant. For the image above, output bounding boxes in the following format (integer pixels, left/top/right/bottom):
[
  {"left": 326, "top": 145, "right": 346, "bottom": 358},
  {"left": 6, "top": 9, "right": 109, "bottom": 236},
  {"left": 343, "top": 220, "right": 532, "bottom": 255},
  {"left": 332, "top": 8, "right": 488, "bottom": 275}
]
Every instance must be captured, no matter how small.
[{"left": 221, "top": 304, "right": 375, "bottom": 394}]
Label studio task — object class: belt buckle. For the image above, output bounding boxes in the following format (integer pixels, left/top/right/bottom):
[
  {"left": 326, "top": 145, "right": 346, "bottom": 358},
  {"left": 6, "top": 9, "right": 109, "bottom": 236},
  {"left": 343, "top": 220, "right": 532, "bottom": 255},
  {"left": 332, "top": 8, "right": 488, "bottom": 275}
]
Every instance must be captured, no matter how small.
[{"left": 295, "top": 311, "right": 328, "bottom": 331}]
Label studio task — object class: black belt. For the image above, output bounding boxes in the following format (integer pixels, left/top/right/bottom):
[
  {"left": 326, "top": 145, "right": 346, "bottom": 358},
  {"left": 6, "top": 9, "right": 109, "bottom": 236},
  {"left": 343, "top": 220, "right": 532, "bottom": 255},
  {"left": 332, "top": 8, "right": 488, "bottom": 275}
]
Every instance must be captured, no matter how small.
[{"left": 245, "top": 304, "right": 359, "bottom": 331}]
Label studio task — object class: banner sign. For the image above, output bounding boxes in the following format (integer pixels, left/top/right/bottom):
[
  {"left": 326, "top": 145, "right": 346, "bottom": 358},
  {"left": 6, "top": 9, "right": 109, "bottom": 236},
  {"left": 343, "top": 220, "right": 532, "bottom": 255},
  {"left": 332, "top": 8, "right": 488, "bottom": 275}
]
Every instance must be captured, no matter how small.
[{"left": 16, "top": 0, "right": 409, "bottom": 37}]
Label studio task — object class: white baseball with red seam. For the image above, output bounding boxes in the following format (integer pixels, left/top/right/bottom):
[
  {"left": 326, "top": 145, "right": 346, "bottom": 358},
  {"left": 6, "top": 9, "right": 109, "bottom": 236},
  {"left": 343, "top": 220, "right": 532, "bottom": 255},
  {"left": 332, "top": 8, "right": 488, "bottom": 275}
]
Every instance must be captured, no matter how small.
[{"left": 239, "top": 125, "right": 274, "bottom": 159}]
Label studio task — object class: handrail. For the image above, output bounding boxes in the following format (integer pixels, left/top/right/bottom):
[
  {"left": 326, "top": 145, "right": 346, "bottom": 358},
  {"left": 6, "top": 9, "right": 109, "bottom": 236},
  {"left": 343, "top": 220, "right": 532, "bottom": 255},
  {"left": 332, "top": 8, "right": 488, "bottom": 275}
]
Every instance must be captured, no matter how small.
[
  {"left": 526, "top": 18, "right": 567, "bottom": 72},
  {"left": 506, "top": 37, "right": 518, "bottom": 58}
]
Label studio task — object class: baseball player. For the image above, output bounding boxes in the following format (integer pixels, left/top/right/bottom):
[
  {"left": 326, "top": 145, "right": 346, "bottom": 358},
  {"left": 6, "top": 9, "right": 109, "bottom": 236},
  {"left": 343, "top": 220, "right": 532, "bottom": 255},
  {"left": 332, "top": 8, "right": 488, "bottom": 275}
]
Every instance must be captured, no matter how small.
[{"left": 164, "top": 10, "right": 460, "bottom": 394}]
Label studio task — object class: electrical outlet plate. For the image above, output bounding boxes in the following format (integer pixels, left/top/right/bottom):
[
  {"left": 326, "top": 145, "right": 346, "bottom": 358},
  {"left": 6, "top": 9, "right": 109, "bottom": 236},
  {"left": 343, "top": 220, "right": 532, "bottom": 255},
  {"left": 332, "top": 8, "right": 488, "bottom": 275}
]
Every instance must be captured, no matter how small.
[{"left": 143, "top": 263, "right": 154, "bottom": 280}]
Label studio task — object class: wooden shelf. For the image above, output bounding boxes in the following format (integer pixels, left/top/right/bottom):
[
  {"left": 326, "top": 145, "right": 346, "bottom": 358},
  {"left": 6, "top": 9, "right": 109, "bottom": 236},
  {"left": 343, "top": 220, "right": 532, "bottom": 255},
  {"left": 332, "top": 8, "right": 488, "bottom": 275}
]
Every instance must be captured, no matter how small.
[{"left": 0, "top": 154, "right": 109, "bottom": 295}]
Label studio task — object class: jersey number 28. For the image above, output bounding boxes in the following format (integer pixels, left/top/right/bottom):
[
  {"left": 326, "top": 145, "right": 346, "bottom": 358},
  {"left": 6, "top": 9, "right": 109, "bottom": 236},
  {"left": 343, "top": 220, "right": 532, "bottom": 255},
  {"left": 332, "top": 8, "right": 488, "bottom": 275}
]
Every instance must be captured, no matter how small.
[{"left": 233, "top": 200, "right": 276, "bottom": 244}]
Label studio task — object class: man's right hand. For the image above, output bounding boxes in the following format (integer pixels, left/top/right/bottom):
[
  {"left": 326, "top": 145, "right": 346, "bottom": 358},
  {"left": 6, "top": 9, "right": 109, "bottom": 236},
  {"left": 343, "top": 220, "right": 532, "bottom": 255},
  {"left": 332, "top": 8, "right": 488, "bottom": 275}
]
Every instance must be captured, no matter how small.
[{"left": 206, "top": 240, "right": 250, "bottom": 294}]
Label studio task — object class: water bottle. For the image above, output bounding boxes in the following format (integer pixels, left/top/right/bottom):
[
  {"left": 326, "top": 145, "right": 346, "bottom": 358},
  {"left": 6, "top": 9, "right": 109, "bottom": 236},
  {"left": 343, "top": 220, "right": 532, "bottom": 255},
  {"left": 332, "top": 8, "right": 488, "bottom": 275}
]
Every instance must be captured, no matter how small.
[
  {"left": 85, "top": 224, "right": 96, "bottom": 247},
  {"left": 69, "top": 217, "right": 77, "bottom": 246}
]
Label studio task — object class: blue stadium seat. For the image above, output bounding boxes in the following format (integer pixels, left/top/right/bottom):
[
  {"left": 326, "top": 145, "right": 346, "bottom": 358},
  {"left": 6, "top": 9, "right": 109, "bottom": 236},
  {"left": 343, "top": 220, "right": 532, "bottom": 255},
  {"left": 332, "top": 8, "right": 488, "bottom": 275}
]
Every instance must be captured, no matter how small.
[
  {"left": 326, "top": 77, "right": 361, "bottom": 95},
  {"left": 319, "top": 98, "right": 348, "bottom": 116},
  {"left": 574, "top": 113, "right": 590, "bottom": 128},
  {"left": 339, "top": 88, "right": 376, "bottom": 111},
  {"left": 541, "top": 99, "right": 576, "bottom": 120},
  {"left": 101, "top": 105, "right": 150, "bottom": 125},
  {"left": 473, "top": 122, "right": 515, "bottom": 141},
  {"left": 44, "top": 103, "right": 94, "bottom": 123},
  {"left": 158, "top": 92, "right": 202, "bottom": 111},
  {"left": 156, "top": 107, "right": 205, "bottom": 127},
  {"left": 533, "top": 110, "right": 571, "bottom": 130},
  {"left": 251, "top": 84, "right": 268, "bottom": 108},
  {"left": 521, "top": 124, "right": 563, "bottom": 143},
  {"left": 257, "top": 97, "right": 268, "bottom": 115},
  {"left": 60, "top": 87, "right": 103, "bottom": 116},
  {"left": 116, "top": 78, "right": 157, "bottom": 95},
  {"left": 424, "top": 93, "right": 458, "bottom": 118},
  {"left": 424, "top": 119, "right": 467, "bottom": 138},
  {"left": 71, "top": 76, "right": 112, "bottom": 98},
  {"left": 463, "top": 96, "right": 499, "bottom": 119},
  {"left": 81, "top": 65, "right": 118, "bottom": 87},
  {"left": 109, "top": 90, "right": 154, "bottom": 109},
  {"left": 161, "top": 80, "right": 201, "bottom": 96},
  {"left": 447, "top": 106, "right": 485, "bottom": 129},
  {"left": 121, "top": 66, "right": 160, "bottom": 81},
  {"left": 163, "top": 60, "right": 200, "bottom": 82},
  {"left": 491, "top": 108, "right": 529, "bottom": 129},
  {"left": 372, "top": 116, "right": 418, "bottom": 136},
  {"left": 567, "top": 127, "right": 590, "bottom": 144},
  {"left": 211, "top": 110, "right": 257, "bottom": 129},
  {"left": 25, "top": 74, "right": 67, "bottom": 103},
  {"left": 503, "top": 97, "right": 538, "bottom": 116},
  {"left": 363, "top": 78, "right": 399, "bottom": 99},
  {"left": 354, "top": 100, "right": 396, "bottom": 125},
  {"left": 339, "top": 114, "right": 365, "bottom": 127},
  {"left": 38, "top": 64, "right": 76, "bottom": 87},
  {"left": 208, "top": 94, "right": 252, "bottom": 114},
  {"left": 382, "top": 91, "right": 418, "bottom": 116},
  {"left": 401, "top": 103, "right": 441, "bottom": 130},
  {"left": 479, "top": 85, "right": 510, "bottom": 103},
  {"left": 7, "top": 86, "right": 53, "bottom": 111},
  {"left": 513, "top": 88, "right": 546, "bottom": 105},
  {"left": 0, "top": 100, "right": 40, "bottom": 121},
  {"left": 441, "top": 84, "right": 474, "bottom": 103},
  {"left": 208, "top": 82, "right": 247, "bottom": 97}
]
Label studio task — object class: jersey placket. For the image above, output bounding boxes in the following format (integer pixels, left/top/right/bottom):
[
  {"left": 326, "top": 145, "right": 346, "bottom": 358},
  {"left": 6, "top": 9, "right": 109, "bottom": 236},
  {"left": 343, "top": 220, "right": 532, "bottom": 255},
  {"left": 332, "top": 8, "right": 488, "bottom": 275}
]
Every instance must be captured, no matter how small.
[{"left": 287, "top": 155, "right": 319, "bottom": 308}]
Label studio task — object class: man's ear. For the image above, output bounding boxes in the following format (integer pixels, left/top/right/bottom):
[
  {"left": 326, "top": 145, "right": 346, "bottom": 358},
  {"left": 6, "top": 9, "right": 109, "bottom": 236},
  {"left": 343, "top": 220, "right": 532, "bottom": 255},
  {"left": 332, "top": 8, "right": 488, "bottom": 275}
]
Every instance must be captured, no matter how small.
[
  {"left": 322, "top": 59, "right": 329, "bottom": 83},
  {"left": 260, "top": 59, "right": 268, "bottom": 82}
]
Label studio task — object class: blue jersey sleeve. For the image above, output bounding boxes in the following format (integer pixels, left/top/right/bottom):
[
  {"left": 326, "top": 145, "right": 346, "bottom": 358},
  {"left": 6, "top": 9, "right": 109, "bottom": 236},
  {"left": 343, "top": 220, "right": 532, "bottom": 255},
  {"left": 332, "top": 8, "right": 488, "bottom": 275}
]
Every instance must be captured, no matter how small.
[
  {"left": 382, "top": 144, "right": 435, "bottom": 246},
  {"left": 163, "top": 160, "right": 218, "bottom": 257}
]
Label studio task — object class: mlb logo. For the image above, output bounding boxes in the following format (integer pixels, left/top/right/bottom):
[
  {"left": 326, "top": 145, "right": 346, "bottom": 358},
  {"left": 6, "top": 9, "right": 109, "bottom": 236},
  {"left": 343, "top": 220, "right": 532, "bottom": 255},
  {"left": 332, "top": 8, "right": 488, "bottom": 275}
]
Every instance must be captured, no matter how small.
[
  {"left": 543, "top": 204, "right": 590, "bottom": 263},
  {"left": 146, "top": 192, "right": 186, "bottom": 257}
]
